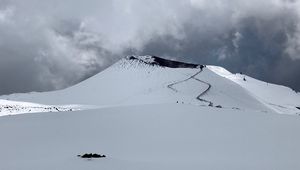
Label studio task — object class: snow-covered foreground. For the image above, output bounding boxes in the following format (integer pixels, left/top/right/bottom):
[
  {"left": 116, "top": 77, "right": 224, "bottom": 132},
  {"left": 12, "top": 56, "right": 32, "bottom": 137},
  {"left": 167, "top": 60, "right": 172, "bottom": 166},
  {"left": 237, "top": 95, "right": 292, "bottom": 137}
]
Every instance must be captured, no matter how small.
[{"left": 1, "top": 104, "right": 300, "bottom": 170}]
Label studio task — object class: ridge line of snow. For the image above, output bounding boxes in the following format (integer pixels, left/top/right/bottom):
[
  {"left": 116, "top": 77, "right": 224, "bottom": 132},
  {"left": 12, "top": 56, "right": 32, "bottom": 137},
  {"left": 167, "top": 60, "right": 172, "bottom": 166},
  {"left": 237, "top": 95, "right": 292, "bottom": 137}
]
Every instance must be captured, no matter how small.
[
  {"left": 207, "top": 65, "right": 300, "bottom": 115},
  {"left": 206, "top": 66, "right": 279, "bottom": 112}
]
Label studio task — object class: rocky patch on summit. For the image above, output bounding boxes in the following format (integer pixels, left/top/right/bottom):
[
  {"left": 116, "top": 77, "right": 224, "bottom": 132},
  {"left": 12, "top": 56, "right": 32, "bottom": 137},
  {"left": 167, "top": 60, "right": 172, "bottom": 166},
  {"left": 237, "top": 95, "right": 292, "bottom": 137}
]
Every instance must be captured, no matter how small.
[{"left": 128, "top": 55, "right": 199, "bottom": 68}]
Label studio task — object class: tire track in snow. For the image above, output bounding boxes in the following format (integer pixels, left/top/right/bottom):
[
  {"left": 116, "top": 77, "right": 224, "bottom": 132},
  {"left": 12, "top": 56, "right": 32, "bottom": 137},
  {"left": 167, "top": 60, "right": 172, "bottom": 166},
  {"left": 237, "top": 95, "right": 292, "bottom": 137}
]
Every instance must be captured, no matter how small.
[
  {"left": 193, "top": 76, "right": 213, "bottom": 106},
  {"left": 167, "top": 68, "right": 213, "bottom": 106},
  {"left": 167, "top": 70, "right": 202, "bottom": 92}
]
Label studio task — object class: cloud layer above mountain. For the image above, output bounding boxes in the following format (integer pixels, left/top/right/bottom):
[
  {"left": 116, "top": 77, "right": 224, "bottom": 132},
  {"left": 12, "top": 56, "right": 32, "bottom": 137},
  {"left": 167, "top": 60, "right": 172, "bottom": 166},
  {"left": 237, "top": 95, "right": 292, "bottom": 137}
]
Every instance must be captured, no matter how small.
[{"left": 1, "top": 0, "right": 300, "bottom": 94}]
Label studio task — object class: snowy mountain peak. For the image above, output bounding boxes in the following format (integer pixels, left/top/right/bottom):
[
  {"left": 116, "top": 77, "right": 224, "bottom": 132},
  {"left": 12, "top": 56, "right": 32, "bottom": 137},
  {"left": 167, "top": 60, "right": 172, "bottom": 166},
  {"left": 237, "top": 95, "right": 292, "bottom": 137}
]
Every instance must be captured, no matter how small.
[
  {"left": 1, "top": 55, "right": 300, "bottom": 116},
  {"left": 125, "top": 55, "right": 200, "bottom": 68}
]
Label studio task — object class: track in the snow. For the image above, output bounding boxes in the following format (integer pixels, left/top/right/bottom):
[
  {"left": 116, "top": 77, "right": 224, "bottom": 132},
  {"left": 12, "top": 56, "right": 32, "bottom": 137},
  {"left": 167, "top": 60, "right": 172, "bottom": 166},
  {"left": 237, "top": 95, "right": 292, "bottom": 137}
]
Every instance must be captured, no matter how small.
[{"left": 167, "top": 68, "right": 213, "bottom": 106}]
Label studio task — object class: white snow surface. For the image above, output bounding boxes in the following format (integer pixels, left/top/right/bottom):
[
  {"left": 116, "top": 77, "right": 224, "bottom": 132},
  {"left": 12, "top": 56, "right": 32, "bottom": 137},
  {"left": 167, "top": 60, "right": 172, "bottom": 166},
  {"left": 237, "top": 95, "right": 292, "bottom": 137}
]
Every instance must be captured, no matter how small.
[
  {"left": 1, "top": 56, "right": 300, "bottom": 170},
  {"left": 1, "top": 104, "right": 300, "bottom": 170},
  {"left": 208, "top": 65, "right": 300, "bottom": 115}
]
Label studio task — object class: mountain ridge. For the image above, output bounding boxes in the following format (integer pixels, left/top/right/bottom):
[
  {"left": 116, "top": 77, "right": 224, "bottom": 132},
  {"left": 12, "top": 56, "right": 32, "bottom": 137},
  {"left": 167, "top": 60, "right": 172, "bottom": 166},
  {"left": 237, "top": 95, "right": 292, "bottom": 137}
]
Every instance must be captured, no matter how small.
[{"left": 0, "top": 55, "right": 299, "bottom": 116}]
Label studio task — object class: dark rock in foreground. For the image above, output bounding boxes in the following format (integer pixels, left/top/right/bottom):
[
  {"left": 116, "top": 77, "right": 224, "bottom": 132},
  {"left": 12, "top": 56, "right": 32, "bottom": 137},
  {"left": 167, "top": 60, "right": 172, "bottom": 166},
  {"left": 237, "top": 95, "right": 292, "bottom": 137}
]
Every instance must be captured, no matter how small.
[{"left": 77, "top": 153, "right": 106, "bottom": 158}]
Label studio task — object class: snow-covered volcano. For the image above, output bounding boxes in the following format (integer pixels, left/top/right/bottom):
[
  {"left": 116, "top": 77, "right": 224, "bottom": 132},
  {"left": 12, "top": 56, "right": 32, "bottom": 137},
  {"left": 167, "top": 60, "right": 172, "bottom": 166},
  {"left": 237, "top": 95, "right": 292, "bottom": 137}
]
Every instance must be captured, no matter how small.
[
  {"left": 1, "top": 55, "right": 299, "bottom": 115},
  {"left": 1, "top": 56, "right": 300, "bottom": 170}
]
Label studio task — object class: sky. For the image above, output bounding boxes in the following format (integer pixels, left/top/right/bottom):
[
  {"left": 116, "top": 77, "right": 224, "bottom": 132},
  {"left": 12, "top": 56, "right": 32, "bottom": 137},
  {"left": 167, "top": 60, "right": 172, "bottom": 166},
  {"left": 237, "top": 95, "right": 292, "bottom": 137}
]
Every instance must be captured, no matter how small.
[{"left": 0, "top": 0, "right": 300, "bottom": 95}]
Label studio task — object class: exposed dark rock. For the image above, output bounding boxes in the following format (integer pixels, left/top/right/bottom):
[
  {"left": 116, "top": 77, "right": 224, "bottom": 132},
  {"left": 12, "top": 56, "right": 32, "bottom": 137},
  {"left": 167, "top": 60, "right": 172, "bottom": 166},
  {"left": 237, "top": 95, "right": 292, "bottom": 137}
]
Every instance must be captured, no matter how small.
[
  {"left": 128, "top": 56, "right": 199, "bottom": 68},
  {"left": 215, "top": 105, "right": 222, "bottom": 108},
  {"left": 296, "top": 107, "right": 300, "bottom": 110},
  {"left": 78, "top": 153, "right": 106, "bottom": 159}
]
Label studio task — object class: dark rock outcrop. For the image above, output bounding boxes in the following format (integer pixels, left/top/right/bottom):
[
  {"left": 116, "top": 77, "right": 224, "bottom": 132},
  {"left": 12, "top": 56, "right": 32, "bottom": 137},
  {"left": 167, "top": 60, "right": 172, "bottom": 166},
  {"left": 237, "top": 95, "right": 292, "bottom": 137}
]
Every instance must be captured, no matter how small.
[
  {"left": 78, "top": 153, "right": 106, "bottom": 158},
  {"left": 128, "top": 56, "right": 199, "bottom": 68}
]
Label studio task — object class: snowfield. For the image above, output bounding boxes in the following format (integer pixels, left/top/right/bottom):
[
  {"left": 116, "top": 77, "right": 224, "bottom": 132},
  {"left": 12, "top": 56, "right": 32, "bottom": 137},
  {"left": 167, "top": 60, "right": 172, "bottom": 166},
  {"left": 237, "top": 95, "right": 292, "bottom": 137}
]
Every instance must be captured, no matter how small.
[
  {"left": 0, "top": 55, "right": 300, "bottom": 169},
  {"left": 208, "top": 65, "right": 300, "bottom": 114},
  {"left": 1, "top": 104, "right": 300, "bottom": 170}
]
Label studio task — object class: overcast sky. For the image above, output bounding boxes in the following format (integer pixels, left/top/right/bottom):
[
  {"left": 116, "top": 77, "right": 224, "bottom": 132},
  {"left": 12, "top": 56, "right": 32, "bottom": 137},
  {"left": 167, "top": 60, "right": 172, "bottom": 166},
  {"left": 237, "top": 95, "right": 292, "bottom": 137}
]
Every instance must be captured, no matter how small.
[{"left": 1, "top": 0, "right": 300, "bottom": 95}]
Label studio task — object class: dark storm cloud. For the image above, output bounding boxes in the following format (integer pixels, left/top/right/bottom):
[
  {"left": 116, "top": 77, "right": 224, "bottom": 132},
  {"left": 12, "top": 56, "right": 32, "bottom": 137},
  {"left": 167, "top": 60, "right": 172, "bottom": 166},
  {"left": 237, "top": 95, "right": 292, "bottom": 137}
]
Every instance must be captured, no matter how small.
[
  {"left": 0, "top": 16, "right": 115, "bottom": 94},
  {"left": 1, "top": 0, "right": 300, "bottom": 95},
  {"left": 0, "top": 0, "right": 118, "bottom": 94},
  {"left": 135, "top": 0, "right": 300, "bottom": 92}
]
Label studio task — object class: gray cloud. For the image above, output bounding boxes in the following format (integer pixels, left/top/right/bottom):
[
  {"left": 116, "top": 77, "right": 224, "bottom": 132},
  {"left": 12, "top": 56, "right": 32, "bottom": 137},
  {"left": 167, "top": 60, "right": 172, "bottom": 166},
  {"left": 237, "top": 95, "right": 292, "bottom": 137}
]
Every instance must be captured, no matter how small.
[
  {"left": 134, "top": 0, "right": 300, "bottom": 92},
  {"left": 0, "top": 0, "right": 300, "bottom": 95}
]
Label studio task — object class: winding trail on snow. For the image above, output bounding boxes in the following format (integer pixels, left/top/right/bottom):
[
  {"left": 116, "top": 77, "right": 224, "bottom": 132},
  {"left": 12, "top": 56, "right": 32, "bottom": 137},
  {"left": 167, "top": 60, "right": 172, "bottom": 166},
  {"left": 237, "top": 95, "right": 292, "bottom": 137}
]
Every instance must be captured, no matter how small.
[{"left": 167, "top": 68, "right": 213, "bottom": 106}]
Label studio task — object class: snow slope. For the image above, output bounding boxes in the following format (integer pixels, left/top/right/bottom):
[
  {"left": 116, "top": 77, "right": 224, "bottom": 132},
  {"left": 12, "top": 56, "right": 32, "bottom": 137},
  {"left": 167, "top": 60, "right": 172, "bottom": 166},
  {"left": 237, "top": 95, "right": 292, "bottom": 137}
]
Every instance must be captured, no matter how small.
[
  {"left": 0, "top": 56, "right": 200, "bottom": 106},
  {"left": 2, "top": 55, "right": 294, "bottom": 115},
  {"left": 1, "top": 104, "right": 300, "bottom": 170},
  {"left": 208, "top": 66, "right": 300, "bottom": 115}
]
